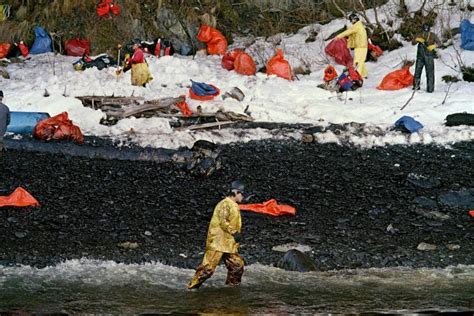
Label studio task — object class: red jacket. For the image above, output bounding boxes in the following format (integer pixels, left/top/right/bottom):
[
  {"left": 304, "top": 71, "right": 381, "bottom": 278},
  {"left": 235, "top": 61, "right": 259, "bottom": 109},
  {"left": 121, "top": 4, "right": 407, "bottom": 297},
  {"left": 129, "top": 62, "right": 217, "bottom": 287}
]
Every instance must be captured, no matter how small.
[{"left": 129, "top": 48, "right": 145, "bottom": 64}]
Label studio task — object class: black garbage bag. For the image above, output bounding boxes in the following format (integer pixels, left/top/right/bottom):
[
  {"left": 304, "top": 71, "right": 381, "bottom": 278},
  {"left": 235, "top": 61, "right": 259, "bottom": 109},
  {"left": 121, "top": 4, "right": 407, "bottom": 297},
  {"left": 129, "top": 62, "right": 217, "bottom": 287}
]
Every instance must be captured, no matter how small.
[
  {"left": 73, "top": 54, "right": 116, "bottom": 71},
  {"left": 445, "top": 113, "right": 474, "bottom": 126}
]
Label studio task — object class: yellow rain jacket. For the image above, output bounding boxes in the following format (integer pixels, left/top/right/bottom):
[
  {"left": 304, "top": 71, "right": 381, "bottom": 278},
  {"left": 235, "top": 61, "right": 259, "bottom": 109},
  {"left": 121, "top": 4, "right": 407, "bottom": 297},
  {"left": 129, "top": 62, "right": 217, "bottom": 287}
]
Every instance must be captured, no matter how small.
[
  {"left": 205, "top": 197, "right": 241, "bottom": 254},
  {"left": 337, "top": 20, "right": 369, "bottom": 78},
  {"left": 337, "top": 21, "right": 368, "bottom": 49}
]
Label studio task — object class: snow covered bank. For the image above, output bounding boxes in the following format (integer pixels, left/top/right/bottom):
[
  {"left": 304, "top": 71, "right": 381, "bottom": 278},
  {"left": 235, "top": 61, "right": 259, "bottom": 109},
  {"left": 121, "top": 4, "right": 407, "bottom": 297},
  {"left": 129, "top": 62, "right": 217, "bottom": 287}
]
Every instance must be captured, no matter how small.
[{"left": 1, "top": 0, "right": 473, "bottom": 149}]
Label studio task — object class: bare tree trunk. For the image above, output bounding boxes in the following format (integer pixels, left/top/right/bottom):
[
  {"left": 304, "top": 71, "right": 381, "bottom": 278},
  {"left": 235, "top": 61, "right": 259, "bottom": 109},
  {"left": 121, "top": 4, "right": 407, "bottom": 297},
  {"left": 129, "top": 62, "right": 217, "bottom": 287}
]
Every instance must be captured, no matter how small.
[{"left": 330, "top": 0, "right": 347, "bottom": 18}]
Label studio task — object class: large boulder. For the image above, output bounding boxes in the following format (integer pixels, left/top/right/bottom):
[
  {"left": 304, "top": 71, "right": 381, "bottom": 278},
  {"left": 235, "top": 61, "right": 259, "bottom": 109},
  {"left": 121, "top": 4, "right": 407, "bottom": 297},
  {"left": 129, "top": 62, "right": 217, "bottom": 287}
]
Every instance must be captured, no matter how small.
[{"left": 276, "top": 249, "right": 317, "bottom": 272}]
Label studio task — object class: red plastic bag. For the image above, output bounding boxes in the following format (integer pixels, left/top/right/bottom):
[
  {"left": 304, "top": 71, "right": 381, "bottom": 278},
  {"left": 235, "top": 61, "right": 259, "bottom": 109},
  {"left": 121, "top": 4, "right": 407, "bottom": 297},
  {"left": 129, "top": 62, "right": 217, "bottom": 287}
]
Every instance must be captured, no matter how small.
[
  {"left": 33, "top": 112, "right": 84, "bottom": 144},
  {"left": 324, "top": 65, "right": 338, "bottom": 82},
  {"left": 266, "top": 48, "right": 294, "bottom": 80},
  {"left": 18, "top": 42, "right": 29, "bottom": 57},
  {"left": 176, "top": 100, "right": 192, "bottom": 116},
  {"left": 109, "top": 3, "right": 121, "bottom": 15},
  {"left": 0, "top": 187, "right": 40, "bottom": 208},
  {"left": 0, "top": 43, "right": 11, "bottom": 58},
  {"left": 348, "top": 66, "right": 363, "bottom": 82},
  {"left": 221, "top": 50, "right": 241, "bottom": 71},
  {"left": 197, "top": 25, "right": 227, "bottom": 55},
  {"left": 377, "top": 66, "right": 414, "bottom": 90},
  {"left": 325, "top": 38, "right": 353, "bottom": 67},
  {"left": 368, "top": 42, "right": 383, "bottom": 57},
  {"left": 234, "top": 52, "right": 256, "bottom": 75},
  {"left": 240, "top": 199, "right": 296, "bottom": 217},
  {"left": 65, "top": 38, "right": 90, "bottom": 56},
  {"left": 469, "top": 210, "right": 474, "bottom": 217},
  {"left": 96, "top": 0, "right": 111, "bottom": 17},
  {"left": 189, "top": 84, "right": 220, "bottom": 101}
]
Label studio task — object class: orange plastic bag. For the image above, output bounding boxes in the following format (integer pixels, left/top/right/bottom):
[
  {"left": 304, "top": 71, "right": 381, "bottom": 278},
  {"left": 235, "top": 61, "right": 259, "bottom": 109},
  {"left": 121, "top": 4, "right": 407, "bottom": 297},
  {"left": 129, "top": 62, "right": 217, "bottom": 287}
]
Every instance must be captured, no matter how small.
[
  {"left": 266, "top": 49, "right": 294, "bottom": 80},
  {"left": 0, "top": 43, "right": 11, "bottom": 58},
  {"left": 377, "top": 66, "right": 414, "bottom": 90},
  {"left": 176, "top": 100, "right": 192, "bottom": 116},
  {"left": 33, "top": 112, "right": 84, "bottom": 144},
  {"left": 323, "top": 65, "right": 338, "bottom": 82},
  {"left": 239, "top": 199, "right": 296, "bottom": 217},
  {"left": 234, "top": 51, "right": 256, "bottom": 75},
  {"left": 469, "top": 210, "right": 474, "bottom": 218},
  {"left": 0, "top": 187, "right": 40, "bottom": 207},
  {"left": 197, "top": 25, "right": 227, "bottom": 55}
]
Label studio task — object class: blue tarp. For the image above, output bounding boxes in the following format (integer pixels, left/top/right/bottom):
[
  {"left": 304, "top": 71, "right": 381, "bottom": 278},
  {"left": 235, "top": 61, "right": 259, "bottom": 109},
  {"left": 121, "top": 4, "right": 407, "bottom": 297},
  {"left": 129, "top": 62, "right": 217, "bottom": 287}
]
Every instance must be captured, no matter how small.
[
  {"left": 7, "top": 111, "right": 50, "bottom": 134},
  {"left": 460, "top": 19, "right": 474, "bottom": 51},
  {"left": 30, "top": 26, "right": 53, "bottom": 54},
  {"left": 394, "top": 116, "right": 423, "bottom": 133},
  {"left": 190, "top": 80, "right": 218, "bottom": 96}
]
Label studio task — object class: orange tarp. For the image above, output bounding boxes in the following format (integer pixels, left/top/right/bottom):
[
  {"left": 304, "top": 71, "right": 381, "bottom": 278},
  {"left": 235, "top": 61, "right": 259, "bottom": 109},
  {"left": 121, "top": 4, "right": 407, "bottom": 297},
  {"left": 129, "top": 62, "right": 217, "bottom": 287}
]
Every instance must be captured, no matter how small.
[
  {"left": 0, "top": 187, "right": 40, "bottom": 207},
  {"left": 239, "top": 199, "right": 296, "bottom": 216}
]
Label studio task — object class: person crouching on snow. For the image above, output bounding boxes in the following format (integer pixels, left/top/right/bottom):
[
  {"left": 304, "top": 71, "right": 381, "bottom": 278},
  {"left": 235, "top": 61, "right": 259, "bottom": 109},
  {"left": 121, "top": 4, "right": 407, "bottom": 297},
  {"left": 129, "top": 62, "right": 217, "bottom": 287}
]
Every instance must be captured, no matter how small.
[
  {"left": 126, "top": 39, "right": 153, "bottom": 87},
  {"left": 336, "top": 13, "right": 368, "bottom": 79}
]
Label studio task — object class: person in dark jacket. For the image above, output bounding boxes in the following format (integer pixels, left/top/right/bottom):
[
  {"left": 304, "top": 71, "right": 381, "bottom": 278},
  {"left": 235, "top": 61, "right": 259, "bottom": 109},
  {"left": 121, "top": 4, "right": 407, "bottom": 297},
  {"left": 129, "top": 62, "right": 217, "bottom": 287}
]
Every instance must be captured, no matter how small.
[
  {"left": 412, "top": 24, "right": 441, "bottom": 93},
  {"left": 0, "top": 90, "right": 11, "bottom": 156}
]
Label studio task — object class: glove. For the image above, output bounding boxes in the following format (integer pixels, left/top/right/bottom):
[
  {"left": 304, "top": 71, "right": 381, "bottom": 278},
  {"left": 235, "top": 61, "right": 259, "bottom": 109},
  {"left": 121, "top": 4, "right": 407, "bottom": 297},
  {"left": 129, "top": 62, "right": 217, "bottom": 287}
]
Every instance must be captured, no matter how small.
[
  {"left": 427, "top": 44, "right": 436, "bottom": 52},
  {"left": 233, "top": 232, "right": 242, "bottom": 243},
  {"left": 415, "top": 37, "right": 425, "bottom": 43}
]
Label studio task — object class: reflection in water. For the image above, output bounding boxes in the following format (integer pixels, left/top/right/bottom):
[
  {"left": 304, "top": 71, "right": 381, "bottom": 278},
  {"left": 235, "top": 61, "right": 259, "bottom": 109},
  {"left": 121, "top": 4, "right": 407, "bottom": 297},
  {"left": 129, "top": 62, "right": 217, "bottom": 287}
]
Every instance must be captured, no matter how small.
[{"left": 0, "top": 260, "right": 473, "bottom": 314}]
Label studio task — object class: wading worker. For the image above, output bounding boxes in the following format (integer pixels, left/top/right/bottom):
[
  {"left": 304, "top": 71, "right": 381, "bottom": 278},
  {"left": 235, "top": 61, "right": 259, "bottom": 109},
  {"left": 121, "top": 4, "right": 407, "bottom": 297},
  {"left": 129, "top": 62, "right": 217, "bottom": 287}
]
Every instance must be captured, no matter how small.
[
  {"left": 0, "top": 90, "right": 11, "bottom": 159},
  {"left": 336, "top": 13, "right": 368, "bottom": 78},
  {"left": 126, "top": 39, "right": 153, "bottom": 87},
  {"left": 188, "top": 180, "right": 246, "bottom": 289},
  {"left": 412, "top": 23, "right": 441, "bottom": 93}
]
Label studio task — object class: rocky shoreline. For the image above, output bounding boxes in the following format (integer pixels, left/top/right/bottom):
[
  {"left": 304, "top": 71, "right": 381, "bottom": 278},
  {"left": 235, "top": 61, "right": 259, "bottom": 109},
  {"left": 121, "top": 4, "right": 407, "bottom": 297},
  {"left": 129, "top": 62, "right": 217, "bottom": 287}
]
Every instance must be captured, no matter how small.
[{"left": 0, "top": 139, "right": 473, "bottom": 270}]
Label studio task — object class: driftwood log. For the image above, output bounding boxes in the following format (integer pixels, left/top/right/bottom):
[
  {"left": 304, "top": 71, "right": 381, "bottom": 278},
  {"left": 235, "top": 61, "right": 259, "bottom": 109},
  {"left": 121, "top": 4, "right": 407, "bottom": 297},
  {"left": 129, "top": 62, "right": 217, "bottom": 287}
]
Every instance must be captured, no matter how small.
[{"left": 76, "top": 95, "right": 253, "bottom": 129}]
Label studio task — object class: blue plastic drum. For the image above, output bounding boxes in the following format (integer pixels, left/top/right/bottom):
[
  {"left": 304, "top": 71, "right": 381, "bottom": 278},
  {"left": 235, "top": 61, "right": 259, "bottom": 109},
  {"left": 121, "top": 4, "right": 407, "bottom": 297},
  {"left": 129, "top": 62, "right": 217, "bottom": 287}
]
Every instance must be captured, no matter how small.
[{"left": 7, "top": 111, "right": 50, "bottom": 135}]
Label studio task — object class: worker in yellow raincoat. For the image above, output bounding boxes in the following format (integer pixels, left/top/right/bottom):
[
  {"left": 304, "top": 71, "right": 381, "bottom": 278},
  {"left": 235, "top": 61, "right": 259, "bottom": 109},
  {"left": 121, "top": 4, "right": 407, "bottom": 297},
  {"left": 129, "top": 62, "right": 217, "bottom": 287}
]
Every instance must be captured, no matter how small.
[
  {"left": 188, "top": 180, "right": 246, "bottom": 289},
  {"left": 126, "top": 39, "right": 153, "bottom": 87},
  {"left": 336, "top": 13, "right": 368, "bottom": 78}
]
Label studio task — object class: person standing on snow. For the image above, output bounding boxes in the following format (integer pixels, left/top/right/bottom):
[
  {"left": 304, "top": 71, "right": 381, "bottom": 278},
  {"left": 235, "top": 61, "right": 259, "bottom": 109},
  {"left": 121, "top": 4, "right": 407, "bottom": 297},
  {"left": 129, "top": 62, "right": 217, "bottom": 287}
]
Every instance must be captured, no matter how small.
[
  {"left": 412, "top": 23, "right": 441, "bottom": 93},
  {"left": 0, "top": 90, "right": 11, "bottom": 159},
  {"left": 336, "top": 13, "right": 368, "bottom": 79},
  {"left": 126, "top": 39, "right": 153, "bottom": 87},
  {"left": 188, "top": 180, "right": 246, "bottom": 289}
]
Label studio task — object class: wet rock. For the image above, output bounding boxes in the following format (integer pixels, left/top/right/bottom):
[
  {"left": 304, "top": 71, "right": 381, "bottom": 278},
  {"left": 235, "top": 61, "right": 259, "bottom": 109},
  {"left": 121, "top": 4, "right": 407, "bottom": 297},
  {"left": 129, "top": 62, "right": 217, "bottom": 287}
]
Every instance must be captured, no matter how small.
[
  {"left": 407, "top": 173, "right": 441, "bottom": 189},
  {"left": 7, "top": 217, "right": 18, "bottom": 223},
  {"left": 413, "top": 196, "right": 438, "bottom": 209},
  {"left": 413, "top": 207, "right": 450, "bottom": 221},
  {"left": 117, "top": 242, "right": 139, "bottom": 249},
  {"left": 438, "top": 189, "right": 474, "bottom": 209},
  {"left": 447, "top": 244, "right": 461, "bottom": 251},
  {"left": 276, "top": 249, "right": 317, "bottom": 272},
  {"left": 272, "top": 243, "right": 312, "bottom": 253},
  {"left": 15, "top": 231, "right": 27, "bottom": 239},
  {"left": 417, "top": 242, "right": 437, "bottom": 251}
]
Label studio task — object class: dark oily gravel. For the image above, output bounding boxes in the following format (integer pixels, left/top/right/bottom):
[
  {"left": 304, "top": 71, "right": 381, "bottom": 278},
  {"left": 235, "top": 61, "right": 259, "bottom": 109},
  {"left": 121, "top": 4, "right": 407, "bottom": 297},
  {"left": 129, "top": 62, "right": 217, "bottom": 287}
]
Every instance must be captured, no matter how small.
[{"left": 0, "top": 139, "right": 473, "bottom": 270}]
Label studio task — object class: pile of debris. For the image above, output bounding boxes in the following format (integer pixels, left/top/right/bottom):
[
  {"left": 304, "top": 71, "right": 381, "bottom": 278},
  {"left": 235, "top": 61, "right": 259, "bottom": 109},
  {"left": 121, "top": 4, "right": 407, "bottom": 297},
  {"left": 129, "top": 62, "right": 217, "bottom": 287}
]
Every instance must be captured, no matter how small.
[{"left": 76, "top": 95, "right": 253, "bottom": 130}]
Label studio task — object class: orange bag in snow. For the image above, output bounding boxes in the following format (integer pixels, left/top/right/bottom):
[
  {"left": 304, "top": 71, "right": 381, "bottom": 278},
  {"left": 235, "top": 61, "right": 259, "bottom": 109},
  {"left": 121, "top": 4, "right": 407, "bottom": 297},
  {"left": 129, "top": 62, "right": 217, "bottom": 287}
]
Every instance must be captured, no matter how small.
[
  {"left": 176, "top": 100, "right": 192, "bottom": 117},
  {"left": 0, "top": 187, "right": 40, "bottom": 208},
  {"left": 33, "top": 112, "right": 84, "bottom": 144},
  {"left": 234, "top": 51, "right": 256, "bottom": 75},
  {"left": 266, "top": 49, "right": 294, "bottom": 80},
  {"left": 197, "top": 25, "right": 227, "bottom": 55},
  {"left": 0, "top": 43, "right": 11, "bottom": 58},
  {"left": 377, "top": 66, "right": 414, "bottom": 90},
  {"left": 323, "top": 65, "right": 338, "bottom": 82},
  {"left": 239, "top": 199, "right": 296, "bottom": 217}
]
